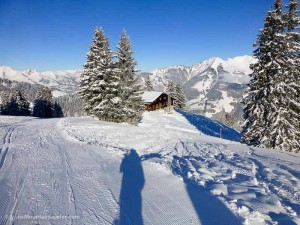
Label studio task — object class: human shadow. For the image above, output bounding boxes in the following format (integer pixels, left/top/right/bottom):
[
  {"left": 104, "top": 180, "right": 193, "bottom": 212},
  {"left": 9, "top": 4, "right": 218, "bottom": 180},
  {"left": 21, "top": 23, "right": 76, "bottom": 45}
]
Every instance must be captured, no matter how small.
[
  {"left": 176, "top": 109, "right": 241, "bottom": 142},
  {"left": 115, "top": 149, "right": 145, "bottom": 225},
  {"left": 172, "top": 156, "right": 242, "bottom": 225}
]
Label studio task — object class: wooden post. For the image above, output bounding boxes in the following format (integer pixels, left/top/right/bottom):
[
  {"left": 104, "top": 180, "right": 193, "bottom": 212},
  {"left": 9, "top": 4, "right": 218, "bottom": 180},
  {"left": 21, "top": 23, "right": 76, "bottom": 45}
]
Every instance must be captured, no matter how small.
[{"left": 220, "top": 127, "right": 223, "bottom": 139}]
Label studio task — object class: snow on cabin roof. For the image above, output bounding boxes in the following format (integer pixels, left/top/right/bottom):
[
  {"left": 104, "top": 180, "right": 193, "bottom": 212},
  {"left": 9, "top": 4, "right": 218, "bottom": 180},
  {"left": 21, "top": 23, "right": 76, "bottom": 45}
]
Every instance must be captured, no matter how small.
[{"left": 142, "top": 91, "right": 164, "bottom": 103}]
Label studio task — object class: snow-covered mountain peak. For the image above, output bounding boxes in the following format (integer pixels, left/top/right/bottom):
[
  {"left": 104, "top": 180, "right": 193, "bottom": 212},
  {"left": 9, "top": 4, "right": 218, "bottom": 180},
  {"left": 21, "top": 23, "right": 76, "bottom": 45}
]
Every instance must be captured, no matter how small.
[
  {"left": 27, "top": 69, "right": 38, "bottom": 75},
  {"left": 0, "top": 66, "right": 16, "bottom": 75}
]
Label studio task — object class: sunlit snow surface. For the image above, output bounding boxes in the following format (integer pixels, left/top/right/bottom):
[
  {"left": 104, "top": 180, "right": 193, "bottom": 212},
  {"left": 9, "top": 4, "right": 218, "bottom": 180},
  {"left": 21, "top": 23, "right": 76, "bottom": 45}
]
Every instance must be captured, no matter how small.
[{"left": 0, "top": 111, "right": 299, "bottom": 225}]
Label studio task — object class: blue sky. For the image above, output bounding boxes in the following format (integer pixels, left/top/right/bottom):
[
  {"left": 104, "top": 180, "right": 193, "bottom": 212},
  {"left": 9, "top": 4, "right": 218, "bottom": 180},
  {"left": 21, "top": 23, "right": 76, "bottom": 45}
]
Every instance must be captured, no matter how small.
[{"left": 0, "top": 0, "right": 277, "bottom": 72}]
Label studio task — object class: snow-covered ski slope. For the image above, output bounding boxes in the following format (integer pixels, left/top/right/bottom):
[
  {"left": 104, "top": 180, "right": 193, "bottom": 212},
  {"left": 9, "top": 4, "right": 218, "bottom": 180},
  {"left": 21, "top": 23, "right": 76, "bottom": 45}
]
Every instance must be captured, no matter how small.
[{"left": 0, "top": 111, "right": 299, "bottom": 225}]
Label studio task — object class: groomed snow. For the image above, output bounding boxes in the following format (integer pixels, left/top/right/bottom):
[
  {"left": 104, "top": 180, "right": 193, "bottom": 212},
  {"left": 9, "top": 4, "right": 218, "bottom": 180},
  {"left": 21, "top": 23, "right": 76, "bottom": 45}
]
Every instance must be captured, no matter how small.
[{"left": 0, "top": 111, "right": 299, "bottom": 225}]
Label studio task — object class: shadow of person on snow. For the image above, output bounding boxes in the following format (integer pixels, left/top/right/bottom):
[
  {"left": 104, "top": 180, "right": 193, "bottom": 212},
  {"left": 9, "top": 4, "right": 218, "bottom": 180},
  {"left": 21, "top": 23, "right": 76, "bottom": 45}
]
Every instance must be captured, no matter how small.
[
  {"left": 172, "top": 156, "right": 242, "bottom": 225},
  {"left": 114, "top": 149, "right": 145, "bottom": 225}
]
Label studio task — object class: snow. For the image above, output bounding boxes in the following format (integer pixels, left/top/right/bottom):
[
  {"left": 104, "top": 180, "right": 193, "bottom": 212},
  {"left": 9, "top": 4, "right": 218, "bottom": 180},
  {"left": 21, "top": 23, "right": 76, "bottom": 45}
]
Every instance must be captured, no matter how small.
[
  {"left": 0, "top": 111, "right": 299, "bottom": 225},
  {"left": 191, "top": 55, "right": 256, "bottom": 84},
  {"left": 142, "top": 91, "right": 163, "bottom": 103},
  {"left": 223, "top": 55, "right": 257, "bottom": 75},
  {"left": 191, "top": 78, "right": 213, "bottom": 93},
  {"left": 206, "top": 91, "right": 236, "bottom": 117},
  {"left": 52, "top": 90, "right": 67, "bottom": 98}
]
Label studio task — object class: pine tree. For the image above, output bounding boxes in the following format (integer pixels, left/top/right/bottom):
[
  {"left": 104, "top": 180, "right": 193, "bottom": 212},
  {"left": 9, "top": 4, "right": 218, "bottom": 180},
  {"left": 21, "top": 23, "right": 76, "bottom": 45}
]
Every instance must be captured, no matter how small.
[
  {"left": 52, "top": 101, "right": 64, "bottom": 118},
  {"left": 0, "top": 91, "right": 10, "bottom": 115},
  {"left": 79, "top": 27, "right": 111, "bottom": 116},
  {"left": 116, "top": 30, "right": 144, "bottom": 123},
  {"left": 242, "top": 0, "right": 284, "bottom": 147},
  {"left": 33, "top": 87, "right": 53, "bottom": 118},
  {"left": 0, "top": 90, "right": 30, "bottom": 116},
  {"left": 80, "top": 27, "right": 128, "bottom": 122},
  {"left": 173, "top": 83, "right": 186, "bottom": 109},
  {"left": 273, "top": 0, "right": 300, "bottom": 152},
  {"left": 145, "top": 75, "right": 154, "bottom": 91},
  {"left": 166, "top": 80, "right": 176, "bottom": 100},
  {"left": 242, "top": 0, "right": 300, "bottom": 153},
  {"left": 91, "top": 33, "right": 126, "bottom": 122},
  {"left": 95, "top": 65, "right": 125, "bottom": 122},
  {"left": 11, "top": 90, "right": 31, "bottom": 116}
]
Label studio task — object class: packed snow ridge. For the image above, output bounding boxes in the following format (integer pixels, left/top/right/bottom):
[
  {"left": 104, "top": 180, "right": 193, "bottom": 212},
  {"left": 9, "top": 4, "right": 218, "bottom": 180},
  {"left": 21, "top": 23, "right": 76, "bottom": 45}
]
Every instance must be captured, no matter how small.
[{"left": 0, "top": 110, "right": 299, "bottom": 225}]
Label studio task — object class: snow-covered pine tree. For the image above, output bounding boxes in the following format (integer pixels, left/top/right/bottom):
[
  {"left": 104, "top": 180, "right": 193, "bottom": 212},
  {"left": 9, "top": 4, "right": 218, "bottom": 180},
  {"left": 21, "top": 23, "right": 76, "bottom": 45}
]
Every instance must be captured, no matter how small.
[
  {"left": 116, "top": 30, "right": 144, "bottom": 123},
  {"left": 173, "top": 83, "right": 186, "bottom": 109},
  {"left": 33, "top": 87, "right": 53, "bottom": 118},
  {"left": 79, "top": 27, "right": 111, "bottom": 116},
  {"left": 145, "top": 75, "right": 154, "bottom": 91},
  {"left": 243, "top": 0, "right": 300, "bottom": 152},
  {"left": 166, "top": 80, "right": 175, "bottom": 99},
  {"left": 243, "top": 0, "right": 285, "bottom": 147},
  {"left": 0, "top": 91, "right": 10, "bottom": 115},
  {"left": 272, "top": 0, "right": 300, "bottom": 152},
  {"left": 95, "top": 64, "right": 125, "bottom": 122},
  {"left": 10, "top": 90, "right": 31, "bottom": 116},
  {"left": 80, "top": 27, "right": 126, "bottom": 122}
]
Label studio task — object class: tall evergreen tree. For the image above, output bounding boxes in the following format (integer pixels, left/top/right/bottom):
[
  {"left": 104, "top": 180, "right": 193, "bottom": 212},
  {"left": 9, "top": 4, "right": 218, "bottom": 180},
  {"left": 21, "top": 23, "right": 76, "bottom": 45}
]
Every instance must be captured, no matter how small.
[
  {"left": 0, "top": 90, "right": 30, "bottom": 116},
  {"left": 0, "top": 91, "right": 10, "bottom": 115},
  {"left": 173, "top": 83, "right": 186, "bottom": 109},
  {"left": 145, "top": 75, "right": 154, "bottom": 91},
  {"left": 11, "top": 90, "right": 31, "bottom": 116},
  {"left": 79, "top": 27, "right": 112, "bottom": 116},
  {"left": 80, "top": 27, "right": 127, "bottom": 122},
  {"left": 242, "top": 0, "right": 300, "bottom": 152},
  {"left": 274, "top": 0, "right": 300, "bottom": 152},
  {"left": 52, "top": 101, "right": 64, "bottom": 118},
  {"left": 166, "top": 80, "right": 176, "bottom": 100},
  {"left": 116, "top": 30, "right": 144, "bottom": 123}
]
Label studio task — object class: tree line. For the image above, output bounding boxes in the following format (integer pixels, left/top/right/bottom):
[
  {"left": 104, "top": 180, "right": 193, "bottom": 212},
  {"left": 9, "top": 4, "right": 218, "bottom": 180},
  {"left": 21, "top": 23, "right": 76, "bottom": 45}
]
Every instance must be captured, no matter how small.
[{"left": 0, "top": 86, "right": 63, "bottom": 118}]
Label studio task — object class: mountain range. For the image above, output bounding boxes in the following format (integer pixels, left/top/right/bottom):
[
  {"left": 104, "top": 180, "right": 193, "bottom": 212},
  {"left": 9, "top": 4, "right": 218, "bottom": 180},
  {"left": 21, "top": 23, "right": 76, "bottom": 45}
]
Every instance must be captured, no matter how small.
[
  {"left": 0, "top": 66, "right": 81, "bottom": 97},
  {"left": 139, "top": 55, "right": 256, "bottom": 129},
  {"left": 0, "top": 55, "right": 255, "bottom": 129}
]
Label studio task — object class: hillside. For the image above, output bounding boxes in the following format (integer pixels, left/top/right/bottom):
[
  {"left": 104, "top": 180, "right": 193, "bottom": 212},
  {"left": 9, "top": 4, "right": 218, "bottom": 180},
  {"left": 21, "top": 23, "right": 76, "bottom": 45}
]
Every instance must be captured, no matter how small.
[{"left": 0, "top": 111, "right": 299, "bottom": 225}]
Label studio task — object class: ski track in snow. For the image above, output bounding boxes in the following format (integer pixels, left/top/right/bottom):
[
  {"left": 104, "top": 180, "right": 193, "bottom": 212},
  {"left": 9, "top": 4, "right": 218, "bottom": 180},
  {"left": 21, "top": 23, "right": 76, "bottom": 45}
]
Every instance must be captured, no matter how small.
[{"left": 0, "top": 111, "right": 299, "bottom": 225}]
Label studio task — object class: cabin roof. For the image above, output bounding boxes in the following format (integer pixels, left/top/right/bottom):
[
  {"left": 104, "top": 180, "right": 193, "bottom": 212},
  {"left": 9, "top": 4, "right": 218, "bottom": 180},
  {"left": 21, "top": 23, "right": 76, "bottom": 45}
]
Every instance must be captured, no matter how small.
[{"left": 142, "top": 91, "right": 164, "bottom": 103}]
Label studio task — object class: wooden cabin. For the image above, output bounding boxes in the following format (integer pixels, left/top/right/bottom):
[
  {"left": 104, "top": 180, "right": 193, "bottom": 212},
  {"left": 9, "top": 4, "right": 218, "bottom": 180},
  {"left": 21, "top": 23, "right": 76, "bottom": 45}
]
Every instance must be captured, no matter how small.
[{"left": 142, "top": 91, "right": 174, "bottom": 111}]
